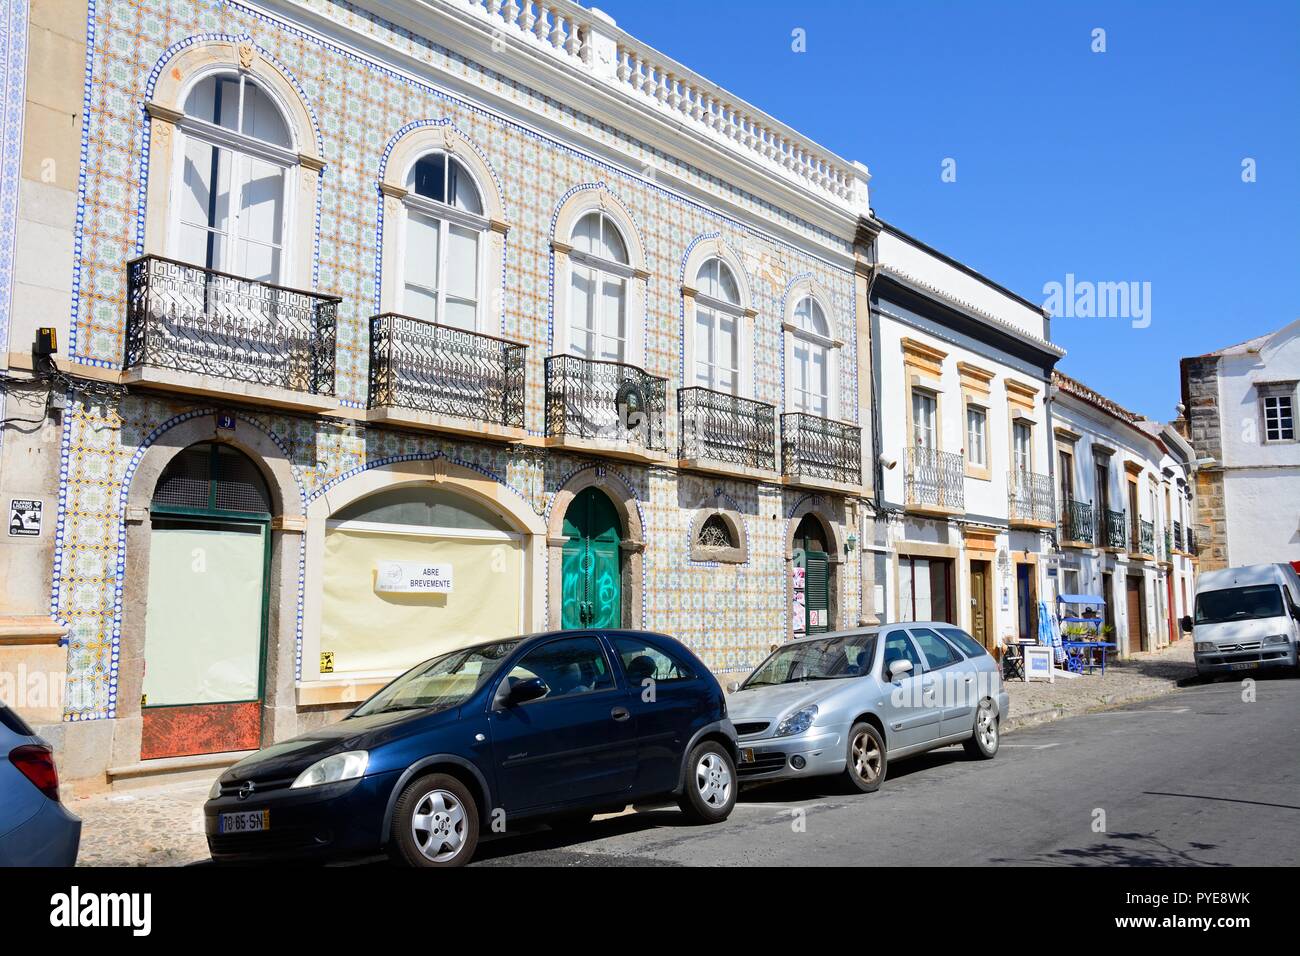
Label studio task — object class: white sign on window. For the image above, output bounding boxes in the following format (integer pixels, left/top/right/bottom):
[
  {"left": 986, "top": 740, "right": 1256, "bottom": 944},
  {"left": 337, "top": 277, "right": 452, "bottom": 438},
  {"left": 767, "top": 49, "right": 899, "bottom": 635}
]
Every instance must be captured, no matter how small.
[{"left": 375, "top": 561, "right": 454, "bottom": 593}]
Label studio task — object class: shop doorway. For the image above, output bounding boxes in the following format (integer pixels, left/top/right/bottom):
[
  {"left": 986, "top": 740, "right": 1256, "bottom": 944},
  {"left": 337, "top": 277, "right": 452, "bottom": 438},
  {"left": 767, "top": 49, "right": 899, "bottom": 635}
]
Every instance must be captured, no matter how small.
[
  {"left": 792, "top": 514, "right": 831, "bottom": 635},
  {"left": 969, "top": 560, "right": 991, "bottom": 650},
  {"left": 140, "top": 443, "right": 271, "bottom": 760},
  {"left": 1015, "top": 561, "right": 1037, "bottom": 640},
  {"left": 561, "top": 487, "right": 622, "bottom": 629},
  {"left": 1125, "top": 574, "right": 1147, "bottom": 654}
]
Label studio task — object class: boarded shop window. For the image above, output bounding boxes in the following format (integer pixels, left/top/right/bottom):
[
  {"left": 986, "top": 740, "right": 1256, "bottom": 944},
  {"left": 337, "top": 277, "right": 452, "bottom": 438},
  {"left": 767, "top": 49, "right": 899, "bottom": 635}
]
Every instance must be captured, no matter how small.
[{"left": 320, "top": 487, "right": 524, "bottom": 675}]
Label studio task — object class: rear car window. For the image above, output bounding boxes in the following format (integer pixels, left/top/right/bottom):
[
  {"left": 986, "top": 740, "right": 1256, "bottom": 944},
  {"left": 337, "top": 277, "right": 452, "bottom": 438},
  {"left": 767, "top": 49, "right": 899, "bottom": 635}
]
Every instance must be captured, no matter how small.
[
  {"left": 908, "top": 628, "right": 961, "bottom": 669},
  {"left": 0, "top": 704, "right": 35, "bottom": 737},
  {"left": 938, "top": 627, "right": 988, "bottom": 659},
  {"left": 611, "top": 637, "right": 697, "bottom": 684}
]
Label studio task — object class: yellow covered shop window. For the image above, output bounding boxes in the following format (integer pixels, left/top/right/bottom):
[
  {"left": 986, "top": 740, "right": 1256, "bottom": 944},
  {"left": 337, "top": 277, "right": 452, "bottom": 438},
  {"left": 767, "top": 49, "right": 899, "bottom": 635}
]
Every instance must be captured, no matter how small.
[{"left": 319, "top": 486, "right": 526, "bottom": 674}]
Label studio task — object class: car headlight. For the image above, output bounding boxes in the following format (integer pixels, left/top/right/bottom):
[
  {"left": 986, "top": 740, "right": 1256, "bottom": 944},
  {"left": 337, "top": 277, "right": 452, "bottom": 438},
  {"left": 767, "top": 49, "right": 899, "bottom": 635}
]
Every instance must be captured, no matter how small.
[
  {"left": 290, "top": 750, "right": 369, "bottom": 789},
  {"left": 775, "top": 706, "right": 818, "bottom": 737},
  {"left": 1262, "top": 634, "right": 1289, "bottom": 646},
  {"left": 208, "top": 777, "right": 223, "bottom": 800},
  {"left": 1194, "top": 642, "right": 1216, "bottom": 654}
]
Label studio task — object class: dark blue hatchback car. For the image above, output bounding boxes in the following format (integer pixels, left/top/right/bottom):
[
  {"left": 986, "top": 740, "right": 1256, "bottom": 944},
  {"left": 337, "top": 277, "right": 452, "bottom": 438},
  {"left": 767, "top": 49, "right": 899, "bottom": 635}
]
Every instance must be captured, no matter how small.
[{"left": 204, "top": 629, "right": 737, "bottom": 866}]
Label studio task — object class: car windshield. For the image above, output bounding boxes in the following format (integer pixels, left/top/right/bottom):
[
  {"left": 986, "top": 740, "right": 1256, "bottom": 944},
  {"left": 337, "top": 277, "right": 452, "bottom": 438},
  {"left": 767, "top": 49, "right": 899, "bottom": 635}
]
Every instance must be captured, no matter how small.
[
  {"left": 352, "top": 640, "right": 520, "bottom": 717},
  {"left": 1195, "top": 585, "right": 1285, "bottom": 625},
  {"left": 742, "top": 634, "right": 878, "bottom": 688}
]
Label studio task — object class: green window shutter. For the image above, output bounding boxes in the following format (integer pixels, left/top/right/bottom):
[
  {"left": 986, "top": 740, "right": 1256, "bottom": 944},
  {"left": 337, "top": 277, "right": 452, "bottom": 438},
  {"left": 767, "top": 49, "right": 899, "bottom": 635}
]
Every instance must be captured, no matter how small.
[{"left": 804, "top": 550, "right": 829, "bottom": 634}]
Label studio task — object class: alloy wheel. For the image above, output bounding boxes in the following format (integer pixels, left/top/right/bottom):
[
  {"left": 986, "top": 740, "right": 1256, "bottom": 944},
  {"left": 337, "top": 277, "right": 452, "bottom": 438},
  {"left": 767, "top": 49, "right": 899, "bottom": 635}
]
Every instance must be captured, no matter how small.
[
  {"left": 977, "top": 703, "right": 998, "bottom": 751},
  {"left": 410, "top": 788, "right": 467, "bottom": 863},
  {"left": 695, "top": 751, "right": 732, "bottom": 808},
  {"left": 851, "top": 730, "right": 882, "bottom": 783}
]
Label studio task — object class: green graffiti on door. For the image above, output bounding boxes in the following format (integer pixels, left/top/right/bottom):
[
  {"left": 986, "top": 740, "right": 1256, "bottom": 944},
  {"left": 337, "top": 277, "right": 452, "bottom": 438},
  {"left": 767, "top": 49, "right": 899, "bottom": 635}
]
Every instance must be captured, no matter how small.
[{"left": 561, "top": 488, "right": 623, "bottom": 629}]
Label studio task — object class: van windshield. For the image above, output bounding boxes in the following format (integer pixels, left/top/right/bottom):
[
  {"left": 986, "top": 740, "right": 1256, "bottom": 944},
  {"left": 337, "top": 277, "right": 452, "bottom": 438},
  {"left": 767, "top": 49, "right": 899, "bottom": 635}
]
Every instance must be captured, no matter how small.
[{"left": 1194, "top": 585, "right": 1285, "bottom": 625}]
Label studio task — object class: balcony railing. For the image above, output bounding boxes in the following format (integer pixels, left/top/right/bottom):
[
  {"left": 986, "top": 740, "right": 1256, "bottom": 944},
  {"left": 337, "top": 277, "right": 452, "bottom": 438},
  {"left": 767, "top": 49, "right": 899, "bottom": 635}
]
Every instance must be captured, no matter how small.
[
  {"left": 368, "top": 313, "right": 526, "bottom": 428},
  {"left": 905, "top": 446, "right": 964, "bottom": 511},
  {"left": 1059, "top": 497, "right": 1094, "bottom": 545},
  {"left": 544, "top": 354, "right": 667, "bottom": 451},
  {"left": 125, "top": 255, "right": 338, "bottom": 396},
  {"left": 1104, "top": 509, "right": 1127, "bottom": 550},
  {"left": 678, "top": 387, "right": 776, "bottom": 471},
  {"left": 1172, "top": 520, "right": 1184, "bottom": 553},
  {"left": 1008, "top": 470, "right": 1054, "bottom": 525},
  {"left": 1163, "top": 529, "right": 1173, "bottom": 562},
  {"left": 1187, "top": 526, "right": 1199, "bottom": 556},
  {"left": 781, "top": 413, "right": 861, "bottom": 486},
  {"left": 1134, "top": 518, "right": 1155, "bottom": 556}
]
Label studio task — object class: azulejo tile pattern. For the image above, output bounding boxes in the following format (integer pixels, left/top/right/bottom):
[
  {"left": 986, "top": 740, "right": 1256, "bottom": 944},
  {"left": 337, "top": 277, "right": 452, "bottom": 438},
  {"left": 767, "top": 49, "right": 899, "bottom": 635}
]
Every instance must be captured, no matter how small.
[
  {"left": 0, "top": 0, "right": 28, "bottom": 357},
  {"left": 54, "top": 0, "right": 862, "bottom": 719}
]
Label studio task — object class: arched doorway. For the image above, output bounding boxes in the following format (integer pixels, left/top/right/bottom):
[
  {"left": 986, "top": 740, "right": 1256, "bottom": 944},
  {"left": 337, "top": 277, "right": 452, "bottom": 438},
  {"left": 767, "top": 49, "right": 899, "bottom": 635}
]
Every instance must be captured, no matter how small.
[
  {"left": 792, "top": 513, "right": 831, "bottom": 636},
  {"left": 140, "top": 442, "right": 272, "bottom": 759},
  {"left": 561, "top": 488, "right": 622, "bottom": 629}
]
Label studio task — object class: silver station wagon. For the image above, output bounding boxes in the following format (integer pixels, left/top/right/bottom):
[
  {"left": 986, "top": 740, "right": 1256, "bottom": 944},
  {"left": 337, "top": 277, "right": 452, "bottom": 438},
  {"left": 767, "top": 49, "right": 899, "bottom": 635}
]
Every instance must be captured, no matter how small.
[{"left": 727, "top": 623, "right": 1009, "bottom": 792}]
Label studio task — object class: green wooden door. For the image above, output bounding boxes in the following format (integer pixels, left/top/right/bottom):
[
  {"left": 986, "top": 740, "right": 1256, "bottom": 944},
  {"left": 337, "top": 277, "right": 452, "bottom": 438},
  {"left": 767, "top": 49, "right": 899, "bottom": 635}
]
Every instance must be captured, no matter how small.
[
  {"left": 804, "top": 550, "right": 830, "bottom": 634},
  {"left": 561, "top": 488, "right": 623, "bottom": 629}
]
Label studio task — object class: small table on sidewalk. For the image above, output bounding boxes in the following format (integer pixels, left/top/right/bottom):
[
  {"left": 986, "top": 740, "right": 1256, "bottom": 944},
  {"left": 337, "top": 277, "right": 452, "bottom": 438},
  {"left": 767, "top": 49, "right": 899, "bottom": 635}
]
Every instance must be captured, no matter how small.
[
  {"left": 1061, "top": 640, "right": 1117, "bottom": 676},
  {"left": 1002, "top": 640, "right": 1035, "bottom": 680}
]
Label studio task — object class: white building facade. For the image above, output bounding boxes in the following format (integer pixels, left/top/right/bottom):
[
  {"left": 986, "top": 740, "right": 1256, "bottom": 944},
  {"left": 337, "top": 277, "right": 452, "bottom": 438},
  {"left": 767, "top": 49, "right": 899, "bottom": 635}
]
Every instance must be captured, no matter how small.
[
  {"left": 868, "top": 226, "right": 1064, "bottom": 655},
  {"left": 1051, "top": 373, "right": 1198, "bottom": 655},
  {"left": 1180, "top": 320, "right": 1300, "bottom": 571}
]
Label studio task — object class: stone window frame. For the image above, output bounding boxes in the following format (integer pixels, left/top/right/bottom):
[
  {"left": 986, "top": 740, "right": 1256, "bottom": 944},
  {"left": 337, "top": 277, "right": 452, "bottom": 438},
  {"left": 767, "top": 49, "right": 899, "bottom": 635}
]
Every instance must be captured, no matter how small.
[
  {"left": 1257, "top": 381, "right": 1297, "bottom": 445},
  {"left": 689, "top": 507, "right": 748, "bottom": 564},
  {"left": 376, "top": 124, "right": 510, "bottom": 335},
  {"left": 142, "top": 41, "right": 325, "bottom": 292}
]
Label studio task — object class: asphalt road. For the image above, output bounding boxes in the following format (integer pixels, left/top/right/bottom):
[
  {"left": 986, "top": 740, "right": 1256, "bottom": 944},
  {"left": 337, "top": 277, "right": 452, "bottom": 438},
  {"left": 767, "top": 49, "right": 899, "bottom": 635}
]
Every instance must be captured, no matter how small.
[{"left": 471, "top": 675, "right": 1300, "bottom": 866}]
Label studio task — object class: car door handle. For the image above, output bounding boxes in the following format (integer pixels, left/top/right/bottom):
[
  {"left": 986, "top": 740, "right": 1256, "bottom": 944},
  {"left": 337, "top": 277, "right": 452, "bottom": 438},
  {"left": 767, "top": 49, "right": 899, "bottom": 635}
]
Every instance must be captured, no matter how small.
[{"left": 610, "top": 706, "right": 631, "bottom": 722}]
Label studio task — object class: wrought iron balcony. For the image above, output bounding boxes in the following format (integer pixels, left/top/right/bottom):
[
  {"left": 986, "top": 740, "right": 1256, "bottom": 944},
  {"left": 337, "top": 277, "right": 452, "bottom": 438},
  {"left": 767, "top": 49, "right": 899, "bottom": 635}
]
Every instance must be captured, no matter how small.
[
  {"left": 1172, "top": 520, "right": 1184, "bottom": 553},
  {"left": 1163, "top": 528, "right": 1173, "bottom": 562},
  {"left": 1008, "top": 470, "right": 1054, "bottom": 525},
  {"left": 1134, "top": 518, "right": 1155, "bottom": 557},
  {"left": 1187, "top": 526, "right": 1199, "bottom": 556},
  {"left": 781, "top": 413, "right": 862, "bottom": 487},
  {"left": 368, "top": 313, "right": 526, "bottom": 429},
  {"left": 678, "top": 387, "right": 776, "bottom": 472},
  {"left": 1104, "top": 509, "right": 1127, "bottom": 550},
  {"left": 1059, "top": 497, "right": 1094, "bottom": 545},
  {"left": 125, "top": 255, "right": 338, "bottom": 396},
  {"left": 905, "top": 446, "right": 965, "bottom": 511},
  {"left": 544, "top": 354, "right": 667, "bottom": 452}
]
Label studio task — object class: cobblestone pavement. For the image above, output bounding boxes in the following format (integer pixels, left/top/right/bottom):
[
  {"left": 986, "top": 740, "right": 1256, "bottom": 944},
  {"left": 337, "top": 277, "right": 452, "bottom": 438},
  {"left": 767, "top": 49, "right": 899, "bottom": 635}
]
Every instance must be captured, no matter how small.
[
  {"left": 68, "top": 640, "right": 1206, "bottom": 867},
  {"left": 1004, "top": 638, "right": 1197, "bottom": 728},
  {"left": 69, "top": 778, "right": 213, "bottom": 867}
]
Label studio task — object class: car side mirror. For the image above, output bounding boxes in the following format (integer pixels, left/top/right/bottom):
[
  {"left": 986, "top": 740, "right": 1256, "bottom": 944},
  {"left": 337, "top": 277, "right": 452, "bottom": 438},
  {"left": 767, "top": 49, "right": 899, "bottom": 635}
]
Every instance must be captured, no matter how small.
[
  {"left": 888, "top": 659, "right": 913, "bottom": 681},
  {"left": 725, "top": 680, "right": 741, "bottom": 694},
  {"left": 507, "top": 676, "right": 549, "bottom": 705},
  {"left": 1180, "top": 615, "right": 1194, "bottom": 634}
]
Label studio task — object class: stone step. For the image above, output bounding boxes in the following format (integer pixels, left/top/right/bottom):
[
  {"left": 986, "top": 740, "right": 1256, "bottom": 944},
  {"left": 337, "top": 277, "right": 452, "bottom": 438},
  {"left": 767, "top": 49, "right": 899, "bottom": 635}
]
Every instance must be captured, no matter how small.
[{"left": 106, "top": 750, "right": 254, "bottom": 791}]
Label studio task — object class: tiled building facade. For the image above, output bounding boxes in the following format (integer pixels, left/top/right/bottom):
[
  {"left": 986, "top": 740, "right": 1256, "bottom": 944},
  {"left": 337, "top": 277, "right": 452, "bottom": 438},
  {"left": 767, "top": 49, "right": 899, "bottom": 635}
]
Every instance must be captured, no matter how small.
[{"left": 1, "top": 0, "right": 879, "bottom": 781}]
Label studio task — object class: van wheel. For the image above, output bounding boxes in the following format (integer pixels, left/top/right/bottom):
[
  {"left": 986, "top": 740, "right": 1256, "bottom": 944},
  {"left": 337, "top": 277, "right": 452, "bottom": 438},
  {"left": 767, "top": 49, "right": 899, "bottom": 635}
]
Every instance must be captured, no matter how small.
[
  {"left": 678, "top": 741, "right": 736, "bottom": 824},
  {"left": 389, "top": 773, "right": 479, "bottom": 867},
  {"left": 842, "top": 722, "right": 887, "bottom": 793},
  {"left": 963, "top": 699, "right": 999, "bottom": 759}
]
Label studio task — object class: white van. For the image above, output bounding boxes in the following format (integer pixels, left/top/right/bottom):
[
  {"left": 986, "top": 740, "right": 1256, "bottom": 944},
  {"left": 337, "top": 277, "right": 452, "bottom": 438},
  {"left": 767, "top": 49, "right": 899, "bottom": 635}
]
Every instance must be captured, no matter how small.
[{"left": 1182, "top": 563, "right": 1300, "bottom": 677}]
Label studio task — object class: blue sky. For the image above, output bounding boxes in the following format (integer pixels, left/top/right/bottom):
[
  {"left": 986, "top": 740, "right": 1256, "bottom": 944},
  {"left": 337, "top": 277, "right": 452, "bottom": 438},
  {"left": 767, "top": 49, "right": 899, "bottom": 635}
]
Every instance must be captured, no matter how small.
[{"left": 595, "top": 0, "right": 1300, "bottom": 420}]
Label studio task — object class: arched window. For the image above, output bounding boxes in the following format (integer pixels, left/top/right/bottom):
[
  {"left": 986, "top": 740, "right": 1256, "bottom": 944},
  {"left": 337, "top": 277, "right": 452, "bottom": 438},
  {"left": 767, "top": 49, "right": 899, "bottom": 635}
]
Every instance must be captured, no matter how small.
[
  {"left": 399, "top": 152, "right": 486, "bottom": 330},
  {"left": 789, "top": 295, "right": 835, "bottom": 418},
  {"left": 693, "top": 257, "right": 743, "bottom": 393},
  {"left": 174, "top": 73, "right": 296, "bottom": 283},
  {"left": 567, "top": 210, "right": 631, "bottom": 361},
  {"left": 697, "top": 513, "right": 736, "bottom": 550}
]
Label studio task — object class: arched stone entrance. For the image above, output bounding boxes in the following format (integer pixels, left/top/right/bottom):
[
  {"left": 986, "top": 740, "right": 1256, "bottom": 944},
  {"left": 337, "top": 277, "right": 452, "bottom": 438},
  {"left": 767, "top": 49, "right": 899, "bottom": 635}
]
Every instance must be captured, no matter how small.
[
  {"left": 116, "top": 412, "right": 303, "bottom": 767},
  {"left": 546, "top": 469, "right": 644, "bottom": 630},
  {"left": 786, "top": 498, "right": 844, "bottom": 641}
]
